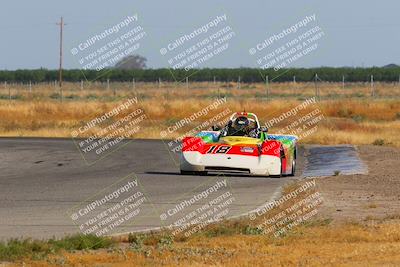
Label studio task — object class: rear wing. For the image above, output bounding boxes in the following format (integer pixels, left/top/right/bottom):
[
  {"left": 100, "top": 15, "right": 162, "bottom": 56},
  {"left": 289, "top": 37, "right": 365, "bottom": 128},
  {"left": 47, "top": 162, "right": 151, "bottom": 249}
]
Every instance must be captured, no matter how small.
[{"left": 267, "top": 134, "right": 298, "bottom": 142}]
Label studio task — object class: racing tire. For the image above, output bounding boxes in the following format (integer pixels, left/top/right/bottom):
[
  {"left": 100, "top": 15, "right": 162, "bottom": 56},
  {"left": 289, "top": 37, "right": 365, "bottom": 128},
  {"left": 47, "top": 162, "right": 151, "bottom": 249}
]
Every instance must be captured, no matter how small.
[
  {"left": 180, "top": 170, "right": 208, "bottom": 176},
  {"left": 288, "top": 148, "right": 297, "bottom": 177},
  {"left": 288, "top": 158, "right": 296, "bottom": 177},
  {"left": 279, "top": 157, "right": 284, "bottom": 178},
  {"left": 279, "top": 148, "right": 285, "bottom": 178}
]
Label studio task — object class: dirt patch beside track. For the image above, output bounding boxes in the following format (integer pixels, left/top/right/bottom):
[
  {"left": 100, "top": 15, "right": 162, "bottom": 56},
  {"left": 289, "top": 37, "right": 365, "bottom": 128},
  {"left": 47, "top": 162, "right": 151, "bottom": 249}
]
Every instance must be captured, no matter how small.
[{"left": 316, "top": 145, "right": 400, "bottom": 222}]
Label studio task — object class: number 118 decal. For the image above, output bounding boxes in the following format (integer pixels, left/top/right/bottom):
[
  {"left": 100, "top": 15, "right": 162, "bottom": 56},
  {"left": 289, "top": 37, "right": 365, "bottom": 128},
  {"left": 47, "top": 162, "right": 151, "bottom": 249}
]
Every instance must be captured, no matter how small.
[{"left": 206, "top": 145, "right": 231, "bottom": 154}]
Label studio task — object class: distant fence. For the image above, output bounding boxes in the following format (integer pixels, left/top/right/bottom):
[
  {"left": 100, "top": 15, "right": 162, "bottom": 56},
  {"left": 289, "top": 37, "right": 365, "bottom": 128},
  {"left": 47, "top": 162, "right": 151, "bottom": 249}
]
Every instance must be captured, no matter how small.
[
  {"left": 1, "top": 67, "right": 400, "bottom": 83},
  {"left": 1, "top": 76, "right": 400, "bottom": 102}
]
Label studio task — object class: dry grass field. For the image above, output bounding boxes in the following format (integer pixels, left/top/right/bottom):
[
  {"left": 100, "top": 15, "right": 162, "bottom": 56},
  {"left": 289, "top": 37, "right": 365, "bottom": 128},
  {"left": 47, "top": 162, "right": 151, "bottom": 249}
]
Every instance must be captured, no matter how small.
[
  {"left": 1, "top": 81, "right": 400, "bottom": 147},
  {"left": 10, "top": 222, "right": 400, "bottom": 267}
]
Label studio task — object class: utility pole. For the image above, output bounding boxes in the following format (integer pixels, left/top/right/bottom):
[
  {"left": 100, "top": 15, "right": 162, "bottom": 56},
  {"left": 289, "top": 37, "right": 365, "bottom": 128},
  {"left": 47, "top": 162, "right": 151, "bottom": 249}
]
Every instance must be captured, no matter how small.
[
  {"left": 342, "top": 75, "right": 345, "bottom": 90},
  {"left": 370, "top": 75, "right": 375, "bottom": 97},
  {"left": 6, "top": 82, "right": 10, "bottom": 101},
  {"left": 293, "top": 75, "right": 296, "bottom": 97},
  {"left": 56, "top": 17, "right": 66, "bottom": 88}
]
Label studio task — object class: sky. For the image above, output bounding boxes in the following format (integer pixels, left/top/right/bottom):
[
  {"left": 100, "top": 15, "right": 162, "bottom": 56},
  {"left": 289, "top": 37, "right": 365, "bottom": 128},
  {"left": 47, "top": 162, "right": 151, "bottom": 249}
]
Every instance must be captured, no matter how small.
[{"left": 0, "top": 0, "right": 399, "bottom": 70}]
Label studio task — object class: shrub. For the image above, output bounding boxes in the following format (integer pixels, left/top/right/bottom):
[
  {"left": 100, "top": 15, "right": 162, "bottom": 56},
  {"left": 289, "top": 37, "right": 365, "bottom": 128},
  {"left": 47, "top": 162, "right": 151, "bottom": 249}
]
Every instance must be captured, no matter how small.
[
  {"left": 243, "top": 226, "right": 263, "bottom": 235},
  {"left": 372, "top": 139, "right": 385, "bottom": 146},
  {"left": 157, "top": 236, "right": 173, "bottom": 249},
  {"left": 128, "top": 234, "right": 145, "bottom": 251}
]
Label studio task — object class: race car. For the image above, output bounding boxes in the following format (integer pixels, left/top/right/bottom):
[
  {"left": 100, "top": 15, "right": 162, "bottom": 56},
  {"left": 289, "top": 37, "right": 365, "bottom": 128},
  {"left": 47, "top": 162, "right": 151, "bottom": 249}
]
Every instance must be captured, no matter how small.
[{"left": 180, "top": 112, "right": 297, "bottom": 177}]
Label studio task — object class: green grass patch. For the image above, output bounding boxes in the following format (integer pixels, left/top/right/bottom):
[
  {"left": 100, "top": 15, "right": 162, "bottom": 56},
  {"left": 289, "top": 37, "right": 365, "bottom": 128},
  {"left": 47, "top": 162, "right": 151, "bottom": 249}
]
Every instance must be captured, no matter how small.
[
  {"left": 64, "top": 94, "right": 80, "bottom": 100},
  {"left": 0, "top": 94, "right": 23, "bottom": 100},
  {"left": 301, "top": 218, "right": 333, "bottom": 228},
  {"left": 243, "top": 225, "right": 264, "bottom": 235},
  {"left": 203, "top": 224, "right": 237, "bottom": 238},
  {"left": 49, "top": 92, "right": 61, "bottom": 99},
  {"left": 0, "top": 234, "right": 114, "bottom": 261}
]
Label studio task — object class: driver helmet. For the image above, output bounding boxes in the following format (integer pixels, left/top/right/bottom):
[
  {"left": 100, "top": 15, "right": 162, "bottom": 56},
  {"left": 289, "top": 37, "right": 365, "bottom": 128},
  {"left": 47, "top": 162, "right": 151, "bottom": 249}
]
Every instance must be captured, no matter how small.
[{"left": 233, "top": 116, "right": 249, "bottom": 131}]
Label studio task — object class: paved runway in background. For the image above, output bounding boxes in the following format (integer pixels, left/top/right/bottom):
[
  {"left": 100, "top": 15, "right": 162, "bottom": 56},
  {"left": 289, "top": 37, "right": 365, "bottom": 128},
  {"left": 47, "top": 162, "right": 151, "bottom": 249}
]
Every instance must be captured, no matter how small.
[{"left": 0, "top": 138, "right": 364, "bottom": 240}]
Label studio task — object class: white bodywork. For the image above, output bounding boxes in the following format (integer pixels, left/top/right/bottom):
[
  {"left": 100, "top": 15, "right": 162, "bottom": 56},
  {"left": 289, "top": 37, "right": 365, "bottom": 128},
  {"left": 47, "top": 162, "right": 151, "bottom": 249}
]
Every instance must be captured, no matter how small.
[{"left": 180, "top": 151, "right": 281, "bottom": 176}]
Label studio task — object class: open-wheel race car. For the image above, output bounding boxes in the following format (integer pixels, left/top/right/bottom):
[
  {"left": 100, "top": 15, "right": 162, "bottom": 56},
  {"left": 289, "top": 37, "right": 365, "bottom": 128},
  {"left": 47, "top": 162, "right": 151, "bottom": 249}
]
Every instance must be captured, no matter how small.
[{"left": 180, "top": 112, "right": 297, "bottom": 177}]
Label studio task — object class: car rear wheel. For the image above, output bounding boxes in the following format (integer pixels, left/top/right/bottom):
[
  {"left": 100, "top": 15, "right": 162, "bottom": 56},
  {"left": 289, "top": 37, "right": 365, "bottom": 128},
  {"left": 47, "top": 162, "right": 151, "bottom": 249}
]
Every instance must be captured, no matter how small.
[
  {"left": 288, "top": 158, "right": 296, "bottom": 176},
  {"left": 279, "top": 148, "right": 285, "bottom": 178},
  {"left": 288, "top": 148, "right": 297, "bottom": 177}
]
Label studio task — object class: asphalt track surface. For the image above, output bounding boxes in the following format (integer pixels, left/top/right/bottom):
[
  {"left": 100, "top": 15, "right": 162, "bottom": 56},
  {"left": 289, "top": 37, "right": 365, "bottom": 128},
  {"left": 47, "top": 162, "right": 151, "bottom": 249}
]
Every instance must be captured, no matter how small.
[{"left": 0, "top": 138, "right": 364, "bottom": 240}]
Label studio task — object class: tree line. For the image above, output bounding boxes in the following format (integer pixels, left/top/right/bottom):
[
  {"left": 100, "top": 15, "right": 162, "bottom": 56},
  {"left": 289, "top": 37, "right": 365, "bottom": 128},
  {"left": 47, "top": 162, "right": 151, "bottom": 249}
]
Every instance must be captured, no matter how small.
[{"left": 1, "top": 67, "right": 400, "bottom": 83}]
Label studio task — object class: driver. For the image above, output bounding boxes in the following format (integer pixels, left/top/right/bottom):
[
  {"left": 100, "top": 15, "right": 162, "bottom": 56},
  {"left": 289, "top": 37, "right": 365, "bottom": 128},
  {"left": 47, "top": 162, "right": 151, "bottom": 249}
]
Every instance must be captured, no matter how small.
[{"left": 221, "top": 116, "right": 259, "bottom": 137}]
